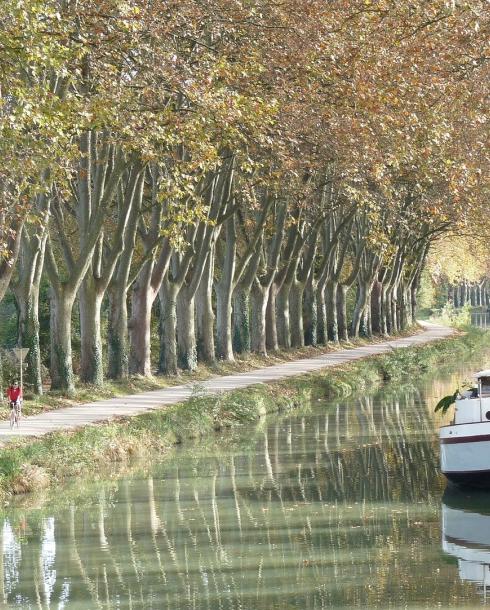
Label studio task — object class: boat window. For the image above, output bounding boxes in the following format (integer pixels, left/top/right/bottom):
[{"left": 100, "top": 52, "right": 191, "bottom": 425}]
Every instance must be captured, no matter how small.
[{"left": 480, "top": 376, "right": 490, "bottom": 395}]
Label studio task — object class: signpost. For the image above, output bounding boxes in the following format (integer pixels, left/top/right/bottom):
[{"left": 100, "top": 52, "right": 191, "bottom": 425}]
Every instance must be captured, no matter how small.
[{"left": 12, "top": 347, "right": 29, "bottom": 395}]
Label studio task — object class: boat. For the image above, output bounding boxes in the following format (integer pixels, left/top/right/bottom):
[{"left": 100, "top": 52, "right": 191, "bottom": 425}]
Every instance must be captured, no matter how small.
[
  {"left": 440, "top": 370, "right": 490, "bottom": 487},
  {"left": 442, "top": 488, "right": 490, "bottom": 601}
]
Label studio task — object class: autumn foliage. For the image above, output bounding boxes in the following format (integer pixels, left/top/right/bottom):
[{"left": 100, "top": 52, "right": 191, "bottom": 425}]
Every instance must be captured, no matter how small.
[{"left": 0, "top": 0, "right": 488, "bottom": 391}]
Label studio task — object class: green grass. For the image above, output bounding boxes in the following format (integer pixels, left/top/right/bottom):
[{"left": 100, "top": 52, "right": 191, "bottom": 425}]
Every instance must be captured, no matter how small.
[{"left": 0, "top": 326, "right": 487, "bottom": 504}]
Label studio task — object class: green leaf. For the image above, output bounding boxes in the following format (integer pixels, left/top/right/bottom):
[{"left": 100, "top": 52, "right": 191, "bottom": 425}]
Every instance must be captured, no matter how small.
[{"left": 434, "top": 389, "right": 460, "bottom": 414}]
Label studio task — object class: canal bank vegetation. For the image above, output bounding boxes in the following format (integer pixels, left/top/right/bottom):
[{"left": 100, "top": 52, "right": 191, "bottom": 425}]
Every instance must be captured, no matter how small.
[
  {"left": 0, "top": 1, "right": 488, "bottom": 400},
  {"left": 0, "top": 327, "right": 487, "bottom": 502}
]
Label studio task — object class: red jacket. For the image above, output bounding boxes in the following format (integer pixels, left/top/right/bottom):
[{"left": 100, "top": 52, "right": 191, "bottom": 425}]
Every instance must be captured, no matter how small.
[{"left": 7, "top": 386, "right": 22, "bottom": 401}]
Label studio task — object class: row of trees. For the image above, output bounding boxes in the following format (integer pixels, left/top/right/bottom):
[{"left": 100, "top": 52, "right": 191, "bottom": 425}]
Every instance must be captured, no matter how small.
[
  {"left": 423, "top": 236, "right": 490, "bottom": 310},
  {"left": 449, "top": 281, "right": 490, "bottom": 308},
  {"left": 1, "top": 0, "right": 489, "bottom": 394}
]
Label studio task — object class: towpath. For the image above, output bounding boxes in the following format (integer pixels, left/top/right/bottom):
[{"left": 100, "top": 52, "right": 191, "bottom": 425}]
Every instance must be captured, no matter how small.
[{"left": 0, "top": 321, "right": 453, "bottom": 441}]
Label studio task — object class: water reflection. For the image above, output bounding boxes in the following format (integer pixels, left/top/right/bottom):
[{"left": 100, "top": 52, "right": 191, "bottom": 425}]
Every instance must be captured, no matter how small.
[
  {"left": 0, "top": 371, "right": 485, "bottom": 608},
  {"left": 442, "top": 488, "right": 490, "bottom": 602}
]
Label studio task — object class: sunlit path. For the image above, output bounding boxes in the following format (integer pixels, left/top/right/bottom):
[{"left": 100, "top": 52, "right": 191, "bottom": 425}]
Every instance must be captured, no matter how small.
[{"left": 0, "top": 322, "right": 452, "bottom": 441}]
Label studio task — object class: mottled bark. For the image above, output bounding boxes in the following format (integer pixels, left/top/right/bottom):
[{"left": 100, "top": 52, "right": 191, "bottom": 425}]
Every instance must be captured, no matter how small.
[
  {"left": 361, "top": 298, "right": 372, "bottom": 337},
  {"left": 215, "top": 214, "right": 238, "bottom": 361},
  {"left": 0, "top": 215, "right": 23, "bottom": 304},
  {"left": 196, "top": 251, "right": 216, "bottom": 363},
  {"left": 326, "top": 279, "right": 339, "bottom": 342},
  {"left": 49, "top": 286, "right": 76, "bottom": 393},
  {"left": 336, "top": 284, "right": 349, "bottom": 342},
  {"left": 265, "top": 285, "right": 278, "bottom": 351},
  {"left": 351, "top": 282, "right": 369, "bottom": 338},
  {"left": 128, "top": 264, "right": 154, "bottom": 376},
  {"left": 177, "top": 288, "right": 197, "bottom": 371},
  {"left": 232, "top": 287, "right": 251, "bottom": 354},
  {"left": 108, "top": 287, "right": 129, "bottom": 379},
  {"left": 289, "top": 281, "right": 305, "bottom": 348},
  {"left": 276, "top": 285, "right": 291, "bottom": 349},
  {"left": 158, "top": 278, "right": 178, "bottom": 375},
  {"left": 371, "top": 280, "right": 382, "bottom": 334},
  {"left": 17, "top": 289, "right": 43, "bottom": 394},
  {"left": 79, "top": 277, "right": 104, "bottom": 385},
  {"left": 11, "top": 226, "right": 47, "bottom": 395},
  {"left": 316, "top": 286, "right": 328, "bottom": 345},
  {"left": 250, "top": 283, "right": 268, "bottom": 355},
  {"left": 303, "top": 276, "right": 317, "bottom": 346}
]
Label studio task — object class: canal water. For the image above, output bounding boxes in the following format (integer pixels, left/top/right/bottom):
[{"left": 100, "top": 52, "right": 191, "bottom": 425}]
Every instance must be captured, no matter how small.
[{"left": 2, "top": 353, "right": 490, "bottom": 608}]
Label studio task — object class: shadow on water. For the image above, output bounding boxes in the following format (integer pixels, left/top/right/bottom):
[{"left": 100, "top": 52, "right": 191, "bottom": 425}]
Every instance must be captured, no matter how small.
[{"left": 1, "top": 355, "right": 490, "bottom": 608}]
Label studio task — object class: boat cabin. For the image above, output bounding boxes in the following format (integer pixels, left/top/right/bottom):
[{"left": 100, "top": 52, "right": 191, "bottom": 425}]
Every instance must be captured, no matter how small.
[{"left": 454, "top": 370, "right": 490, "bottom": 425}]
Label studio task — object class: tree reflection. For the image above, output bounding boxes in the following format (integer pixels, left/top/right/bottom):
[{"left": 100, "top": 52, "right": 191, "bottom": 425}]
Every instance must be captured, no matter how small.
[{"left": 0, "top": 374, "right": 476, "bottom": 608}]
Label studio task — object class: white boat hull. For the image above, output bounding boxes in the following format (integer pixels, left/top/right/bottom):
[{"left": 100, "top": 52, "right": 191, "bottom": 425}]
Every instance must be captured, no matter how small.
[{"left": 440, "top": 422, "right": 490, "bottom": 487}]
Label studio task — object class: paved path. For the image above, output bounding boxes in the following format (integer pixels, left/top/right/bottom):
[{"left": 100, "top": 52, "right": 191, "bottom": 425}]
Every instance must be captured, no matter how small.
[{"left": 0, "top": 321, "right": 453, "bottom": 441}]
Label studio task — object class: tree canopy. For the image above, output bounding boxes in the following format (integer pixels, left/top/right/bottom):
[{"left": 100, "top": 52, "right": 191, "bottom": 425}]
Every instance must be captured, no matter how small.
[{"left": 0, "top": 0, "right": 488, "bottom": 393}]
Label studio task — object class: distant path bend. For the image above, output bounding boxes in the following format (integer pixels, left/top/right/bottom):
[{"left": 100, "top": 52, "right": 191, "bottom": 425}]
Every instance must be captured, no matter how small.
[{"left": 0, "top": 321, "right": 454, "bottom": 441}]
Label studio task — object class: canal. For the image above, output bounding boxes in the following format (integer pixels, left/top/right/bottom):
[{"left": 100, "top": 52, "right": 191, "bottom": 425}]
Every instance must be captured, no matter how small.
[{"left": 2, "top": 349, "right": 490, "bottom": 608}]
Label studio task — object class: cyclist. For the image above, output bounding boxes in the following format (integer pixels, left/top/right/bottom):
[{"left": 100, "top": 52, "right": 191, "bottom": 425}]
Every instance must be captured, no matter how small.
[{"left": 7, "top": 381, "right": 22, "bottom": 426}]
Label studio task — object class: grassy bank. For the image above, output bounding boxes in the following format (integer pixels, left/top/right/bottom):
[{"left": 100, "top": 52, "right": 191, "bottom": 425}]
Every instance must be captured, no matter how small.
[{"left": 0, "top": 327, "right": 487, "bottom": 503}]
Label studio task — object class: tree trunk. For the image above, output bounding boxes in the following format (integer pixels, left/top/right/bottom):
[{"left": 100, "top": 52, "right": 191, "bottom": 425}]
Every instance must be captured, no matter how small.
[
  {"left": 11, "top": 230, "right": 47, "bottom": 395},
  {"left": 303, "top": 277, "right": 317, "bottom": 347},
  {"left": 158, "top": 279, "right": 178, "bottom": 375},
  {"left": 196, "top": 253, "right": 216, "bottom": 363},
  {"left": 336, "top": 284, "right": 349, "bottom": 342},
  {"left": 351, "top": 282, "right": 368, "bottom": 338},
  {"left": 17, "top": 288, "right": 43, "bottom": 395},
  {"left": 453, "top": 286, "right": 459, "bottom": 307},
  {"left": 326, "top": 280, "right": 339, "bottom": 342},
  {"left": 316, "top": 284, "right": 328, "bottom": 345},
  {"left": 250, "top": 284, "right": 268, "bottom": 355},
  {"left": 107, "top": 286, "right": 129, "bottom": 380},
  {"left": 276, "top": 284, "right": 291, "bottom": 349},
  {"left": 411, "top": 280, "right": 421, "bottom": 322},
  {"left": 232, "top": 286, "right": 250, "bottom": 354},
  {"left": 177, "top": 288, "right": 197, "bottom": 371},
  {"left": 371, "top": 281, "right": 382, "bottom": 334},
  {"left": 389, "top": 290, "right": 398, "bottom": 333},
  {"left": 50, "top": 286, "right": 76, "bottom": 393},
  {"left": 266, "top": 284, "right": 279, "bottom": 352},
  {"left": 289, "top": 282, "right": 305, "bottom": 348},
  {"left": 361, "top": 298, "right": 372, "bottom": 337},
  {"left": 448, "top": 284, "right": 454, "bottom": 306},
  {"left": 382, "top": 287, "right": 391, "bottom": 335},
  {"left": 128, "top": 266, "right": 153, "bottom": 376},
  {"left": 398, "top": 284, "right": 408, "bottom": 330},
  {"left": 216, "top": 281, "right": 234, "bottom": 360},
  {"left": 79, "top": 277, "right": 104, "bottom": 385},
  {"left": 0, "top": 218, "right": 23, "bottom": 305}
]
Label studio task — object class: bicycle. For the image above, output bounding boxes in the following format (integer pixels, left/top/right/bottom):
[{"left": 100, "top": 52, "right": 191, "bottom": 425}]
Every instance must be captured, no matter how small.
[{"left": 9, "top": 399, "right": 21, "bottom": 429}]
